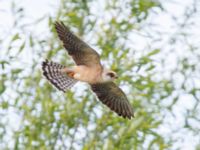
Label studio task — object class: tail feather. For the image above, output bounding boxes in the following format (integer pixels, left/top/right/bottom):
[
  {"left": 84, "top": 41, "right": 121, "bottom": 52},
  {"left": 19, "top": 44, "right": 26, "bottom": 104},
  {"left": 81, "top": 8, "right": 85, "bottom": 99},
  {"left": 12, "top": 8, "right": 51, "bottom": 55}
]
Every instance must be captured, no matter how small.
[{"left": 42, "top": 60, "right": 77, "bottom": 92}]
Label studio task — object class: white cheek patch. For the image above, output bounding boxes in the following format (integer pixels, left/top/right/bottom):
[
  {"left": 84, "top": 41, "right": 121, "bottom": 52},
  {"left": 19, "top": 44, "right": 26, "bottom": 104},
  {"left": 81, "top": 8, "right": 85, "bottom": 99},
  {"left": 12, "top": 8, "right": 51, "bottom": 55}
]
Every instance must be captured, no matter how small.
[{"left": 102, "top": 75, "right": 110, "bottom": 82}]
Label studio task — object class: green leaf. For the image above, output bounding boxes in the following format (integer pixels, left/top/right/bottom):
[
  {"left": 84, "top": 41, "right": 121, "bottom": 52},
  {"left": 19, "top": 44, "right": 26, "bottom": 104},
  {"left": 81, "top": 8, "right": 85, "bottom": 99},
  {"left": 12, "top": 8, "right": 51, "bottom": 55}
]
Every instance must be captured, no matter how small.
[
  {"left": 29, "top": 35, "right": 34, "bottom": 47},
  {"left": 18, "top": 41, "right": 25, "bottom": 53},
  {"left": 12, "top": 69, "right": 23, "bottom": 74},
  {"left": 147, "top": 49, "right": 160, "bottom": 56},
  {"left": 1, "top": 101, "right": 8, "bottom": 109},
  {"left": 0, "top": 81, "right": 6, "bottom": 95},
  {"left": 0, "top": 61, "right": 9, "bottom": 69},
  {"left": 11, "top": 33, "right": 20, "bottom": 42}
]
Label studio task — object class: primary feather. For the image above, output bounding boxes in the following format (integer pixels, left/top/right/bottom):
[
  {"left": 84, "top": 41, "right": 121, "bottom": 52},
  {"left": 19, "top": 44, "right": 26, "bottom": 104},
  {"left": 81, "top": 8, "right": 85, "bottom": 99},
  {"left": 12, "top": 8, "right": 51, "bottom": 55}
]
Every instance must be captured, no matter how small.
[
  {"left": 91, "top": 82, "right": 134, "bottom": 119},
  {"left": 55, "top": 21, "right": 102, "bottom": 69}
]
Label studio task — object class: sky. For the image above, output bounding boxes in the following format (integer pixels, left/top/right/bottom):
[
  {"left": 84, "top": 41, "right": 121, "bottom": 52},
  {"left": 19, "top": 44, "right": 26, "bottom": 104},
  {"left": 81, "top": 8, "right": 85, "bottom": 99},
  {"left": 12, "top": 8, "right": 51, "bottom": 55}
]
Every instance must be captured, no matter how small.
[{"left": 0, "top": 0, "right": 199, "bottom": 149}]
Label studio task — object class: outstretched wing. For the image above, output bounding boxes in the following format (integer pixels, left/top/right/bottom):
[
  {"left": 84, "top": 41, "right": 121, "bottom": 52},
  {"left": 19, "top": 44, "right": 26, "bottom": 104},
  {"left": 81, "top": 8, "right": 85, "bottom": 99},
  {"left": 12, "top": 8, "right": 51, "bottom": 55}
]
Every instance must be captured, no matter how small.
[
  {"left": 91, "top": 82, "right": 134, "bottom": 119},
  {"left": 55, "top": 21, "right": 102, "bottom": 69}
]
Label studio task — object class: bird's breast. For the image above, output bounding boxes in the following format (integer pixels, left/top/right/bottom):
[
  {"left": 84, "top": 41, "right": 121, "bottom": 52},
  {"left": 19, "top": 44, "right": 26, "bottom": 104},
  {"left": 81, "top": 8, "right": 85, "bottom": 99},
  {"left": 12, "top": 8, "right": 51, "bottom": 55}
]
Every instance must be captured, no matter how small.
[{"left": 73, "top": 65, "right": 102, "bottom": 83}]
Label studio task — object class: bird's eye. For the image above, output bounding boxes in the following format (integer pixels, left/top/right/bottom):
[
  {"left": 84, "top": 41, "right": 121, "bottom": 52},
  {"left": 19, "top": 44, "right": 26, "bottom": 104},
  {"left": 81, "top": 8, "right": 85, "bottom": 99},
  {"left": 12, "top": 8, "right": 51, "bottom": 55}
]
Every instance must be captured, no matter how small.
[{"left": 107, "top": 72, "right": 115, "bottom": 78}]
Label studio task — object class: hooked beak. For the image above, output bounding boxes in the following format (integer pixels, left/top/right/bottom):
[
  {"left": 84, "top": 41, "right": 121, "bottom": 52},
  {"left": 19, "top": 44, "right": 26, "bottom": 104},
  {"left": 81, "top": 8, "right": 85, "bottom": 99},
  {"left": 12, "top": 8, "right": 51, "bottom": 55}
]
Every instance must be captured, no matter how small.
[{"left": 115, "top": 75, "right": 118, "bottom": 79}]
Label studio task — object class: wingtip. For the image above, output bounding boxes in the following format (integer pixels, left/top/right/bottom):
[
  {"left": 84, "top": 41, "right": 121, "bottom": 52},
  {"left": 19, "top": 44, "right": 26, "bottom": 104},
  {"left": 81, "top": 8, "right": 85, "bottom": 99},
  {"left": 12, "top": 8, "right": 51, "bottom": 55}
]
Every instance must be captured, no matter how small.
[
  {"left": 121, "top": 113, "right": 134, "bottom": 120},
  {"left": 127, "top": 113, "right": 135, "bottom": 119},
  {"left": 54, "top": 21, "right": 71, "bottom": 40},
  {"left": 116, "top": 101, "right": 134, "bottom": 120},
  {"left": 54, "top": 21, "right": 62, "bottom": 30},
  {"left": 54, "top": 21, "right": 61, "bottom": 26},
  {"left": 119, "top": 113, "right": 132, "bottom": 119},
  {"left": 54, "top": 21, "right": 67, "bottom": 29},
  {"left": 112, "top": 106, "right": 134, "bottom": 119}
]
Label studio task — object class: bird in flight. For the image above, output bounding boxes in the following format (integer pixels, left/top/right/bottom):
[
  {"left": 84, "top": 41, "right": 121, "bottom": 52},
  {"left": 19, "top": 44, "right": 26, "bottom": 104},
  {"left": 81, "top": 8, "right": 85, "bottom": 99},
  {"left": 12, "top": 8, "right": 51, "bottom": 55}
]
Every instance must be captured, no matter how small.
[{"left": 42, "top": 22, "right": 134, "bottom": 119}]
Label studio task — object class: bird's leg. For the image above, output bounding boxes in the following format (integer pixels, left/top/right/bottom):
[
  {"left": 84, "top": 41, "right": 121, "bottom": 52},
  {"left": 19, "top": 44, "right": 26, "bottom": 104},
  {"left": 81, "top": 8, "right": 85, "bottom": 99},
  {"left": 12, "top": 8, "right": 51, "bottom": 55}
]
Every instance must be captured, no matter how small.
[{"left": 61, "top": 67, "right": 75, "bottom": 78}]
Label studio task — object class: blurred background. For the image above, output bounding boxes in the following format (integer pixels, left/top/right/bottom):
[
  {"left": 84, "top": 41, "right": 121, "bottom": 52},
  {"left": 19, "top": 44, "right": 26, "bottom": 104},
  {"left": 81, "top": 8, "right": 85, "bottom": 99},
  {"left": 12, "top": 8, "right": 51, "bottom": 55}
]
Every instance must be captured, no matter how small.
[{"left": 0, "top": 0, "right": 200, "bottom": 149}]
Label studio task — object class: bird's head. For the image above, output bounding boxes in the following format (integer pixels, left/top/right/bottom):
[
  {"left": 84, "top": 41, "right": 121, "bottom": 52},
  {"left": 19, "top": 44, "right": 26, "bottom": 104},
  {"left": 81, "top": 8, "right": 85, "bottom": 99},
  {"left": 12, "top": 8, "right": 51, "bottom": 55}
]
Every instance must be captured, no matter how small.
[{"left": 102, "top": 70, "right": 118, "bottom": 82}]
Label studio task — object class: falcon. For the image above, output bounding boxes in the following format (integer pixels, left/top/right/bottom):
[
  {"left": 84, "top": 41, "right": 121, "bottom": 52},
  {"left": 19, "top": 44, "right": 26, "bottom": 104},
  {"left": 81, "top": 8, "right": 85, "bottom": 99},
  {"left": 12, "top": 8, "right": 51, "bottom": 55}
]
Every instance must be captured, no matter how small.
[{"left": 42, "top": 22, "right": 134, "bottom": 119}]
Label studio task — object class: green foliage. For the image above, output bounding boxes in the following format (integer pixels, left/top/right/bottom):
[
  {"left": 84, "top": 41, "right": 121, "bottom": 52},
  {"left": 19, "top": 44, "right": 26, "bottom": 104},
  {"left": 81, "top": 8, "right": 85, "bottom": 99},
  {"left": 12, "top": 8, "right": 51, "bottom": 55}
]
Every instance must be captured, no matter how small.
[{"left": 0, "top": 0, "right": 199, "bottom": 149}]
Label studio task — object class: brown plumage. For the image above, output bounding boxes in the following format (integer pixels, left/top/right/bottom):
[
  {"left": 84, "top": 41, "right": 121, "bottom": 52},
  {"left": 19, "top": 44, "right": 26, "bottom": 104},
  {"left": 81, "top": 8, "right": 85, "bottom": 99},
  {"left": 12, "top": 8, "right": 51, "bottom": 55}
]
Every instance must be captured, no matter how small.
[
  {"left": 55, "top": 22, "right": 102, "bottom": 69},
  {"left": 42, "top": 21, "right": 134, "bottom": 119},
  {"left": 91, "top": 82, "right": 134, "bottom": 119}
]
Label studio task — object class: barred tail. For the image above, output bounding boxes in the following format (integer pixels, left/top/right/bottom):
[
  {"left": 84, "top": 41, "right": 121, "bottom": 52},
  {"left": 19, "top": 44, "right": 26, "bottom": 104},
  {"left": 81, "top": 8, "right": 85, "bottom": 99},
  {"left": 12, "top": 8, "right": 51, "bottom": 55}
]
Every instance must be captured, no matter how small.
[{"left": 42, "top": 60, "right": 77, "bottom": 92}]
